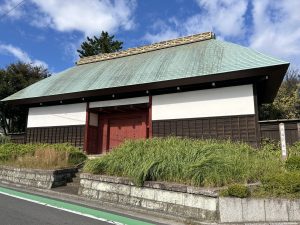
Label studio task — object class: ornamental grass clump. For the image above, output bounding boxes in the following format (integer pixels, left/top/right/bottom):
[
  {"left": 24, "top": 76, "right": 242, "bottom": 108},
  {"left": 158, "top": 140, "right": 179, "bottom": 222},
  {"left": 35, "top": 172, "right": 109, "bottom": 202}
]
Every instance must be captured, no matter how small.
[
  {"left": 13, "top": 147, "right": 69, "bottom": 169},
  {"left": 84, "top": 137, "right": 283, "bottom": 187},
  {"left": 0, "top": 143, "right": 36, "bottom": 161},
  {"left": 0, "top": 143, "right": 87, "bottom": 169}
]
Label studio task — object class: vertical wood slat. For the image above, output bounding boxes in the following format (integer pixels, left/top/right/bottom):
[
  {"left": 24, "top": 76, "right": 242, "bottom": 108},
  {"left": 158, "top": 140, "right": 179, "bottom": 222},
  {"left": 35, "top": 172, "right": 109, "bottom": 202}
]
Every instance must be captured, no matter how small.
[
  {"left": 260, "top": 120, "right": 300, "bottom": 146},
  {"left": 16, "top": 119, "right": 300, "bottom": 150},
  {"left": 25, "top": 125, "right": 85, "bottom": 149},
  {"left": 152, "top": 115, "right": 258, "bottom": 146}
]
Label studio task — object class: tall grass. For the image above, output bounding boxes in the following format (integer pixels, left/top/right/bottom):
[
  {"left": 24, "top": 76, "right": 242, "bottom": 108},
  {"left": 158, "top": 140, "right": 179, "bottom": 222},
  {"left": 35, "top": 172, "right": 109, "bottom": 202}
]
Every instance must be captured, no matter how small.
[
  {"left": 0, "top": 143, "right": 87, "bottom": 169},
  {"left": 84, "top": 137, "right": 285, "bottom": 187},
  {"left": 7, "top": 148, "right": 69, "bottom": 169}
]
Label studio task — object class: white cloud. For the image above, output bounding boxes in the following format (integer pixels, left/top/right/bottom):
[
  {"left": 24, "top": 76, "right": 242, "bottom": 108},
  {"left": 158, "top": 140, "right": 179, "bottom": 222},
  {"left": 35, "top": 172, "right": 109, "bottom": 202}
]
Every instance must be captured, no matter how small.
[
  {"left": 0, "top": 44, "right": 48, "bottom": 68},
  {"left": 31, "top": 0, "right": 136, "bottom": 36},
  {"left": 144, "top": 29, "right": 180, "bottom": 43},
  {"left": 2, "top": 0, "right": 136, "bottom": 36},
  {"left": 143, "top": 19, "right": 180, "bottom": 43},
  {"left": 1, "top": 0, "right": 137, "bottom": 67},
  {"left": 143, "top": 0, "right": 248, "bottom": 43},
  {"left": 143, "top": 0, "right": 300, "bottom": 67},
  {"left": 191, "top": 0, "right": 248, "bottom": 37},
  {"left": 63, "top": 40, "right": 81, "bottom": 63},
  {"left": 0, "top": 0, "right": 24, "bottom": 19},
  {"left": 249, "top": 0, "right": 300, "bottom": 65}
]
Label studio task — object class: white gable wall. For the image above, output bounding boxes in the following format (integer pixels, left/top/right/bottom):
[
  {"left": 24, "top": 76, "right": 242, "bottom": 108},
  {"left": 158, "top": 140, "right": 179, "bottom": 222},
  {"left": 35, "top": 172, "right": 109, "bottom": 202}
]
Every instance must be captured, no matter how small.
[
  {"left": 27, "top": 103, "right": 86, "bottom": 128},
  {"left": 152, "top": 85, "right": 255, "bottom": 120},
  {"left": 27, "top": 85, "right": 255, "bottom": 127}
]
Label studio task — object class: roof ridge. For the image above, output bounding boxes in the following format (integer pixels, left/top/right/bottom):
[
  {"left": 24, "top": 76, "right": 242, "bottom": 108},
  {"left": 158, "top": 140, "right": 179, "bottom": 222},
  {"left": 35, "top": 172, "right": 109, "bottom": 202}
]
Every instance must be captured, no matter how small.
[{"left": 76, "top": 31, "right": 215, "bottom": 65}]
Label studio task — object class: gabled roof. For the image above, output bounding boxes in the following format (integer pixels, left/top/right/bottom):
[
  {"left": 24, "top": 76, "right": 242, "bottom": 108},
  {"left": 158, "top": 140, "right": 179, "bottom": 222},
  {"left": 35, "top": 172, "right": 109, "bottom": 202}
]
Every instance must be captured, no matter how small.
[{"left": 2, "top": 32, "right": 289, "bottom": 104}]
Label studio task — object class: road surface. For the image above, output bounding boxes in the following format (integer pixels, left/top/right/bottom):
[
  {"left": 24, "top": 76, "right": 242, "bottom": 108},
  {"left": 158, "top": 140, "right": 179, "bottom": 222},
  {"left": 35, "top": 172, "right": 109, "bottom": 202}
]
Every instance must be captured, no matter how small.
[{"left": 0, "top": 186, "right": 156, "bottom": 225}]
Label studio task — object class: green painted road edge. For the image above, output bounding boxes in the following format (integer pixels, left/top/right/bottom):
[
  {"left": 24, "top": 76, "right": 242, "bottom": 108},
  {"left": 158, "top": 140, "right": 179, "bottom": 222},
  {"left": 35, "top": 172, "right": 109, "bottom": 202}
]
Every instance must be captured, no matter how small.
[{"left": 0, "top": 186, "right": 155, "bottom": 225}]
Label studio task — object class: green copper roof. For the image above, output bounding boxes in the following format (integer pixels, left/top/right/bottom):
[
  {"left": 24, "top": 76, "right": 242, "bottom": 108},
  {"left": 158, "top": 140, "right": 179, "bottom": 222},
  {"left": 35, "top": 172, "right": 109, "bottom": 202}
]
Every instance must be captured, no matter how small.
[{"left": 2, "top": 39, "right": 288, "bottom": 102}]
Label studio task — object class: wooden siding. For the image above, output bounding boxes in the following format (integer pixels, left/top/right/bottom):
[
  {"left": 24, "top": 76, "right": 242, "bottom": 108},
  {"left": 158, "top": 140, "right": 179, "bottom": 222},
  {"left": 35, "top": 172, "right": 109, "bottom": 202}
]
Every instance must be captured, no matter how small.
[
  {"left": 8, "top": 133, "right": 26, "bottom": 144},
  {"left": 260, "top": 120, "right": 300, "bottom": 145},
  {"left": 152, "top": 115, "right": 258, "bottom": 146},
  {"left": 87, "top": 126, "right": 98, "bottom": 154},
  {"left": 26, "top": 125, "right": 85, "bottom": 148}
]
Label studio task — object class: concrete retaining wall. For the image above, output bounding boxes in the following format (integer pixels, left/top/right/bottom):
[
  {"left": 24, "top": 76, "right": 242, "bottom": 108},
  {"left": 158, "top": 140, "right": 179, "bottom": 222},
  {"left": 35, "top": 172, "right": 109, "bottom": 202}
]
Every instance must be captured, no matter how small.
[
  {"left": 0, "top": 165, "right": 77, "bottom": 189},
  {"left": 219, "top": 197, "right": 300, "bottom": 223},
  {"left": 79, "top": 173, "right": 219, "bottom": 221},
  {"left": 79, "top": 173, "right": 300, "bottom": 224}
]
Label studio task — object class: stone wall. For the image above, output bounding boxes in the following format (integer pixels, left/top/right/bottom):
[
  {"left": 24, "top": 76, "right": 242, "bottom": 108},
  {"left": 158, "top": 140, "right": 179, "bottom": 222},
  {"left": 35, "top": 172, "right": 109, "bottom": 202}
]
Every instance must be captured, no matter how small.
[
  {"left": 79, "top": 173, "right": 300, "bottom": 224},
  {"left": 79, "top": 173, "right": 219, "bottom": 222},
  {"left": 0, "top": 165, "right": 77, "bottom": 189}
]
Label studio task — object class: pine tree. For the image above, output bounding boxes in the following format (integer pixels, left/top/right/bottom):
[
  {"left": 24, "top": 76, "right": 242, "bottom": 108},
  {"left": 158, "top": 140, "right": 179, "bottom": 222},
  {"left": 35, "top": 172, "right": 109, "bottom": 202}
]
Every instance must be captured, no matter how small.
[{"left": 77, "top": 31, "right": 123, "bottom": 58}]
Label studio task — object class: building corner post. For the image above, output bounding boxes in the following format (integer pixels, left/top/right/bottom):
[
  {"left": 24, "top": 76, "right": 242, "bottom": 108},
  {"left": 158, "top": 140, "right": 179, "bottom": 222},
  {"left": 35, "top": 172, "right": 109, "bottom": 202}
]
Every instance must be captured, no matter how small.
[
  {"left": 148, "top": 95, "right": 152, "bottom": 138},
  {"left": 84, "top": 102, "right": 90, "bottom": 153},
  {"left": 253, "top": 83, "right": 261, "bottom": 148}
]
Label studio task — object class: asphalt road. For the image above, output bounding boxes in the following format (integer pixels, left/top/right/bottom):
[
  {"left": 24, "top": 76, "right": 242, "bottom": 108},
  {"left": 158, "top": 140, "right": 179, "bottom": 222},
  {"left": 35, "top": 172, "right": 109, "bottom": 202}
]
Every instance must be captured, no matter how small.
[{"left": 0, "top": 193, "right": 112, "bottom": 225}]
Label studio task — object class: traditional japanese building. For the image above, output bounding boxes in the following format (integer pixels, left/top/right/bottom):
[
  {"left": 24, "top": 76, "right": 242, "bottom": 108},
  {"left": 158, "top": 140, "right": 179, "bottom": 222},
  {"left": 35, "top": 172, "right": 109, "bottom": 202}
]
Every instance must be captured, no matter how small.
[{"left": 2, "top": 32, "right": 289, "bottom": 154}]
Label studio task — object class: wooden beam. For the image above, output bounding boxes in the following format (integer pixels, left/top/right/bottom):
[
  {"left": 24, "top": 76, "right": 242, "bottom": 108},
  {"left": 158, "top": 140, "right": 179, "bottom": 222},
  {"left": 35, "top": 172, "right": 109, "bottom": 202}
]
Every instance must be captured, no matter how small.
[
  {"left": 253, "top": 83, "right": 261, "bottom": 147},
  {"left": 84, "top": 102, "right": 90, "bottom": 153},
  {"left": 148, "top": 95, "right": 152, "bottom": 138}
]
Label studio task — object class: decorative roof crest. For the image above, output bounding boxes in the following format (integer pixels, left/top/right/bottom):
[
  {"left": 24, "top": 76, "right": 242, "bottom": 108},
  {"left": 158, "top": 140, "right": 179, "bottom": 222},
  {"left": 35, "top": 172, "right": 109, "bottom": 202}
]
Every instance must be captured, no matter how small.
[{"left": 77, "top": 32, "right": 215, "bottom": 65}]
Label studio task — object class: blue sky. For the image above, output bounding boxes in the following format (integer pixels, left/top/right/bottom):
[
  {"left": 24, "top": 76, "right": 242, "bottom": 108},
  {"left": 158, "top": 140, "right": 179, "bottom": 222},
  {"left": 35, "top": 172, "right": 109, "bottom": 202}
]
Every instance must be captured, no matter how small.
[{"left": 0, "top": 0, "right": 299, "bottom": 74}]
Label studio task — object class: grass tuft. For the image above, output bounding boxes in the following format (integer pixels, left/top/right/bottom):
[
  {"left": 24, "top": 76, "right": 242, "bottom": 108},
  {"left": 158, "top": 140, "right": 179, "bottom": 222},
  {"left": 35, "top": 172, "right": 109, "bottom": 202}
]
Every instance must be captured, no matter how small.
[
  {"left": 0, "top": 143, "right": 87, "bottom": 169},
  {"left": 83, "top": 138, "right": 300, "bottom": 197},
  {"left": 83, "top": 137, "right": 277, "bottom": 186}
]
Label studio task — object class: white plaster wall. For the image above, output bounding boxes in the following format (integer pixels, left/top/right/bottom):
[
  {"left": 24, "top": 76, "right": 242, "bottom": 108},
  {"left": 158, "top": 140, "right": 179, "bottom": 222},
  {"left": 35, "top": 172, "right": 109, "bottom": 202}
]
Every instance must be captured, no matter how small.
[
  {"left": 89, "top": 96, "right": 148, "bottom": 108},
  {"left": 27, "top": 103, "right": 87, "bottom": 128},
  {"left": 152, "top": 85, "right": 255, "bottom": 120}
]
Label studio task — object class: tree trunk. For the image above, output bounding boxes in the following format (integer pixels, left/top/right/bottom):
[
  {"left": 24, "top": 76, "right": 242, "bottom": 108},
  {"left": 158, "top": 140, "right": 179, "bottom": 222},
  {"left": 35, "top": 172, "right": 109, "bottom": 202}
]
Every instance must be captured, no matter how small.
[{"left": 0, "top": 112, "right": 10, "bottom": 135}]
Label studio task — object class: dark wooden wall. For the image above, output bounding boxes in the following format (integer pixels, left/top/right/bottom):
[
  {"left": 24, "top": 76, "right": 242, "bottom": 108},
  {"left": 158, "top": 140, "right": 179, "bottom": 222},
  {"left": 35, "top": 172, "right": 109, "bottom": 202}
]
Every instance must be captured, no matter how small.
[
  {"left": 26, "top": 125, "right": 85, "bottom": 148},
  {"left": 87, "top": 126, "right": 99, "bottom": 154},
  {"left": 8, "top": 118, "right": 300, "bottom": 149},
  {"left": 8, "top": 133, "right": 26, "bottom": 144},
  {"left": 260, "top": 120, "right": 300, "bottom": 145},
  {"left": 152, "top": 115, "right": 259, "bottom": 146}
]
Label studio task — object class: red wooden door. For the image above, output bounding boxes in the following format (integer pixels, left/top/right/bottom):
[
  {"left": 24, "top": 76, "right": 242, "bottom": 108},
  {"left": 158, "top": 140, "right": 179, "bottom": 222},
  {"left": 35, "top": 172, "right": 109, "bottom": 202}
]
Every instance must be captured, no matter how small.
[
  {"left": 109, "top": 116, "right": 145, "bottom": 149},
  {"left": 99, "top": 110, "right": 148, "bottom": 153}
]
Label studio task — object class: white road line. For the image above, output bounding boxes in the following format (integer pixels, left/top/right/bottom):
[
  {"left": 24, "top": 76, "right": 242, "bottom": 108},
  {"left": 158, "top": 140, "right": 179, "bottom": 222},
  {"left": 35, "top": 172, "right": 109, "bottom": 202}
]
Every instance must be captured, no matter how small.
[{"left": 0, "top": 191, "right": 125, "bottom": 225}]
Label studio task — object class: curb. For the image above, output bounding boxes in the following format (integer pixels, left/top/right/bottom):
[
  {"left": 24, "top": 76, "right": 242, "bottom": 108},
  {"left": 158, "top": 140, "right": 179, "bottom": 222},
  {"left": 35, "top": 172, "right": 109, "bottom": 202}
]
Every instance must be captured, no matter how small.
[{"left": 0, "top": 180, "right": 205, "bottom": 225}]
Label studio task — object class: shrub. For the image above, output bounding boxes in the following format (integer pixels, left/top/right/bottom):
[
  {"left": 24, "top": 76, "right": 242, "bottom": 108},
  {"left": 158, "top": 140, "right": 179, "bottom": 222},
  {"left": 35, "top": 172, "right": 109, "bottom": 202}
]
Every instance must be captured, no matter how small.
[
  {"left": 259, "top": 172, "right": 300, "bottom": 197},
  {"left": 260, "top": 138, "right": 280, "bottom": 152},
  {"left": 285, "top": 156, "right": 300, "bottom": 171},
  {"left": 289, "top": 142, "right": 300, "bottom": 156},
  {"left": 68, "top": 151, "right": 87, "bottom": 165},
  {"left": 221, "top": 184, "right": 250, "bottom": 198}
]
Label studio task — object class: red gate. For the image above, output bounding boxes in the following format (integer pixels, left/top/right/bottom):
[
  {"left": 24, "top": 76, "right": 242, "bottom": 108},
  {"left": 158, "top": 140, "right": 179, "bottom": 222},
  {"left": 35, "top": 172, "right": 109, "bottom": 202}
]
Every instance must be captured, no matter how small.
[{"left": 98, "top": 109, "right": 149, "bottom": 154}]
